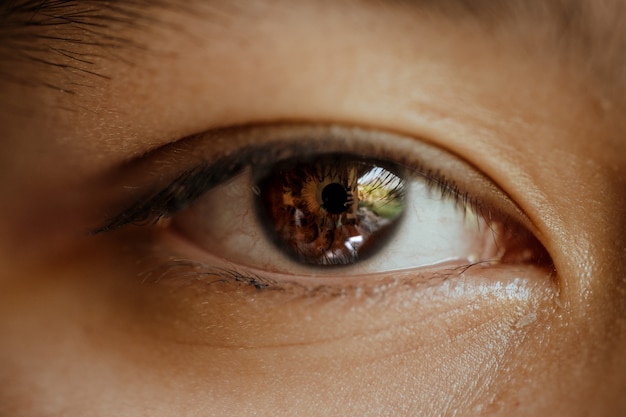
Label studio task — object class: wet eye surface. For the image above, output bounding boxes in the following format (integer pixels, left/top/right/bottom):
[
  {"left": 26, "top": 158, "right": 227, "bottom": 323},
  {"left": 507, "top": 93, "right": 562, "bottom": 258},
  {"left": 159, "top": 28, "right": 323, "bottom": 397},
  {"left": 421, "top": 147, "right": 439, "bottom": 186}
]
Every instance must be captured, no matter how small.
[{"left": 255, "top": 155, "right": 405, "bottom": 266}]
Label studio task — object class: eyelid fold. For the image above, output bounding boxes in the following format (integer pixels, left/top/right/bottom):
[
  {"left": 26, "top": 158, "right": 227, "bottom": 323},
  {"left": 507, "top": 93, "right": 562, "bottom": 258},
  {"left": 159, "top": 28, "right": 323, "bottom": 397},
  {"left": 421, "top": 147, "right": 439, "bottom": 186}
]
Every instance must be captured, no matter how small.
[{"left": 93, "top": 123, "right": 536, "bottom": 237}]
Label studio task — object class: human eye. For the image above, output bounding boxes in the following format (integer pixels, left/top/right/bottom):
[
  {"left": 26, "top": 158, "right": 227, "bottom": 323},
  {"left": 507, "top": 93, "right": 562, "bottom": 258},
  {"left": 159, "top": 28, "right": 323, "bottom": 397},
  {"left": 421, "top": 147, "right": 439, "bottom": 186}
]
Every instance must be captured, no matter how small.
[{"left": 94, "top": 124, "right": 551, "bottom": 291}]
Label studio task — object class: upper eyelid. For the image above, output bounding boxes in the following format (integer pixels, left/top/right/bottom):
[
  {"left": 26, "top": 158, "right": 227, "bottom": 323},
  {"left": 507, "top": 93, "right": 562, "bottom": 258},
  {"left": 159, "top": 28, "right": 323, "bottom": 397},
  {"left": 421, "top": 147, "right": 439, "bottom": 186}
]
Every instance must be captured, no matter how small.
[{"left": 92, "top": 123, "right": 537, "bottom": 237}]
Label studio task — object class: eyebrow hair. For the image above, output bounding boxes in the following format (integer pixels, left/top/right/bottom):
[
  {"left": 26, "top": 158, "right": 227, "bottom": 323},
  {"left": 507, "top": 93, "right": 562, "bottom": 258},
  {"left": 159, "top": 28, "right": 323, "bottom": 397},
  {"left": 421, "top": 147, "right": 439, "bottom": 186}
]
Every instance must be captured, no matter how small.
[
  {"left": 1, "top": 0, "right": 624, "bottom": 92},
  {"left": 0, "top": 0, "right": 200, "bottom": 92}
]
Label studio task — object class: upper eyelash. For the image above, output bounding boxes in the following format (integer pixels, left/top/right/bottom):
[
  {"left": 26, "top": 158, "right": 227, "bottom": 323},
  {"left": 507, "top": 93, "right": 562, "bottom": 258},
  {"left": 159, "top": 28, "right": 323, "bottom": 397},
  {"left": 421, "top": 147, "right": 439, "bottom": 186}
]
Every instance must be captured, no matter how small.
[
  {"left": 92, "top": 163, "right": 239, "bottom": 233},
  {"left": 92, "top": 145, "right": 275, "bottom": 233},
  {"left": 92, "top": 141, "right": 486, "bottom": 235}
]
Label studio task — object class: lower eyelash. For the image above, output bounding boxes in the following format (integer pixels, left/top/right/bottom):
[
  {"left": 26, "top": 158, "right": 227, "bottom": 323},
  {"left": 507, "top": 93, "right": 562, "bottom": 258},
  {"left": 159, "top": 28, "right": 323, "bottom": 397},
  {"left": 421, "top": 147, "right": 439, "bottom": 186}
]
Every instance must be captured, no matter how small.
[{"left": 137, "top": 254, "right": 489, "bottom": 299}]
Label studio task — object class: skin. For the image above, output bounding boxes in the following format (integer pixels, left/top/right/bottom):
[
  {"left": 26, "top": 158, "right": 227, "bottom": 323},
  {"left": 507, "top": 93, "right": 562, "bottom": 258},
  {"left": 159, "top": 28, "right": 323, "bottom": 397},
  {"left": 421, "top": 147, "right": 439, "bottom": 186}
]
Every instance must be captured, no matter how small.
[{"left": 1, "top": 1, "right": 625, "bottom": 416}]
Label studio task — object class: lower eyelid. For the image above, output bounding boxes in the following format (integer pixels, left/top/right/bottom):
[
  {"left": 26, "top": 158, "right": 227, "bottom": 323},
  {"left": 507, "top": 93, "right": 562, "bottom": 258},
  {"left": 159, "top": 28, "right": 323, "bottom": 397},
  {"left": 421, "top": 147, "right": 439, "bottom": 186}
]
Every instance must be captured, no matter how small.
[
  {"left": 148, "top": 220, "right": 554, "bottom": 299},
  {"left": 131, "top": 245, "right": 557, "bottom": 352}
]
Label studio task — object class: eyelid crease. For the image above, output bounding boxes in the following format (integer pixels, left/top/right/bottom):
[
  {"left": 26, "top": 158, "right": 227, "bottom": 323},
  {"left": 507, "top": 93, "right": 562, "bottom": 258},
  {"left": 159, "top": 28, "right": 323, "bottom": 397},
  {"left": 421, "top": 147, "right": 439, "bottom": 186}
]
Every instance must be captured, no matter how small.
[{"left": 92, "top": 123, "right": 537, "bottom": 238}]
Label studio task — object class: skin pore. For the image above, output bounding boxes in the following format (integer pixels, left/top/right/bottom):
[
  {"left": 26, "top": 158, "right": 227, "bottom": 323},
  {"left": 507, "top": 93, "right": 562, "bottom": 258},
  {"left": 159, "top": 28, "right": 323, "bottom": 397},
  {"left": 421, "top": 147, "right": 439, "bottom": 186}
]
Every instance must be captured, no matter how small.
[{"left": 1, "top": 0, "right": 625, "bottom": 416}]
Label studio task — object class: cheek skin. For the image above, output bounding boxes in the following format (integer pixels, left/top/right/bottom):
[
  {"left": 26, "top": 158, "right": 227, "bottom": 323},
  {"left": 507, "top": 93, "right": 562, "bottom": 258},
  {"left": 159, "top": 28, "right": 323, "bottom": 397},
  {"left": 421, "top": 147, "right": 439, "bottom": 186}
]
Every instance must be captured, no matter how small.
[{"left": 0, "top": 232, "right": 575, "bottom": 416}]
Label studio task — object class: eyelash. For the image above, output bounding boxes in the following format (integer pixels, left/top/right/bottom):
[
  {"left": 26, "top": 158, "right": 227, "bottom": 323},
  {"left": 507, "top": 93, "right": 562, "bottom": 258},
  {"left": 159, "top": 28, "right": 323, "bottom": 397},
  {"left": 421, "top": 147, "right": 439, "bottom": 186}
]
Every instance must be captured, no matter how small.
[
  {"left": 137, "top": 254, "right": 484, "bottom": 298},
  {"left": 93, "top": 141, "right": 484, "bottom": 235}
]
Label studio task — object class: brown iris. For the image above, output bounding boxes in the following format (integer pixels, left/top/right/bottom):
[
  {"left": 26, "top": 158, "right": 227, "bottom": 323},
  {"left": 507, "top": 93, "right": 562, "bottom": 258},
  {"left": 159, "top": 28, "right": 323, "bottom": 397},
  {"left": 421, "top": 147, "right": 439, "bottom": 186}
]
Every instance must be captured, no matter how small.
[{"left": 255, "top": 155, "right": 405, "bottom": 266}]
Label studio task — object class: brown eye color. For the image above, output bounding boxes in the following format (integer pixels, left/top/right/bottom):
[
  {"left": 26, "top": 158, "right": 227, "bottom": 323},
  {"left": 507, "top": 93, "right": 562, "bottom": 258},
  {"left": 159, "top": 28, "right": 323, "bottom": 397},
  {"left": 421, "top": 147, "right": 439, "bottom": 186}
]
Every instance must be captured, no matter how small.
[{"left": 254, "top": 154, "right": 406, "bottom": 266}]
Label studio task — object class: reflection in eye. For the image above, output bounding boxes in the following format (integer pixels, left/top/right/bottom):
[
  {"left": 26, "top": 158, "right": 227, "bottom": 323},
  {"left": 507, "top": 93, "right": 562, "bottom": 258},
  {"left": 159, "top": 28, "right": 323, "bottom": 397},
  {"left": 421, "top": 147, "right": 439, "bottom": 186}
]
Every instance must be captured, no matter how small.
[
  {"left": 256, "top": 155, "right": 405, "bottom": 266},
  {"left": 95, "top": 125, "right": 550, "bottom": 279}
]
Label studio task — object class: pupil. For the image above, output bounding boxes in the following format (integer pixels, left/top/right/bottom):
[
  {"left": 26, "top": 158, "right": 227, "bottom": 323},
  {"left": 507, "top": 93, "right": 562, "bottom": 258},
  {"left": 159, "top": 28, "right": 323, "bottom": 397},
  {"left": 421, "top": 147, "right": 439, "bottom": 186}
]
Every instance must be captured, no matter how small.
[{"left": 322, "top": 183, "right": 348, "bottom": 214}]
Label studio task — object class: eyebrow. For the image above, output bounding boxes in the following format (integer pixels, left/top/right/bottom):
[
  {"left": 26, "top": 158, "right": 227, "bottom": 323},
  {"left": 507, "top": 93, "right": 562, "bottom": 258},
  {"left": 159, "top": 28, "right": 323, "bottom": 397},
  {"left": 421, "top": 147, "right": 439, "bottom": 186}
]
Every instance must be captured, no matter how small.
[
  {"left": 1, "top": 0, "right": 624, "bottom": 91},
  {"left": 0, "top": 1, "right": 160, "bottom": 89}
]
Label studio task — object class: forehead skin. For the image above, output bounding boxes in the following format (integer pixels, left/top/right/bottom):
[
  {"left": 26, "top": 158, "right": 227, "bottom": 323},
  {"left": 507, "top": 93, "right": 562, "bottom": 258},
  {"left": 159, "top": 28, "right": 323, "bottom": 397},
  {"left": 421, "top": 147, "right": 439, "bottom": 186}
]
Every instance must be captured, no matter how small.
[{"left": 0, "top": 0, "right": 625, "bottom": 416}]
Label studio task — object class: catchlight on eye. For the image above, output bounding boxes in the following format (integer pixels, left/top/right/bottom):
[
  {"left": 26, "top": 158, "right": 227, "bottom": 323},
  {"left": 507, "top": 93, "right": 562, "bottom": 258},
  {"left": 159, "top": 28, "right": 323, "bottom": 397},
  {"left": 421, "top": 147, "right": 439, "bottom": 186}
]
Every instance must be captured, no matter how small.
[{"left": 254, "top": 155, "right": 405, "bottom": 266}]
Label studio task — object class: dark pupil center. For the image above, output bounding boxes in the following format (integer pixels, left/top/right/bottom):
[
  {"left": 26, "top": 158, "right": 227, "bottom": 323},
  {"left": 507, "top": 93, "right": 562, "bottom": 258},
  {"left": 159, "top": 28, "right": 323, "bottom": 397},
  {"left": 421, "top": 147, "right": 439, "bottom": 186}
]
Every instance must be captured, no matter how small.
[{"left": 321, "top": 183, "right": 348, "bottom": 214}]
